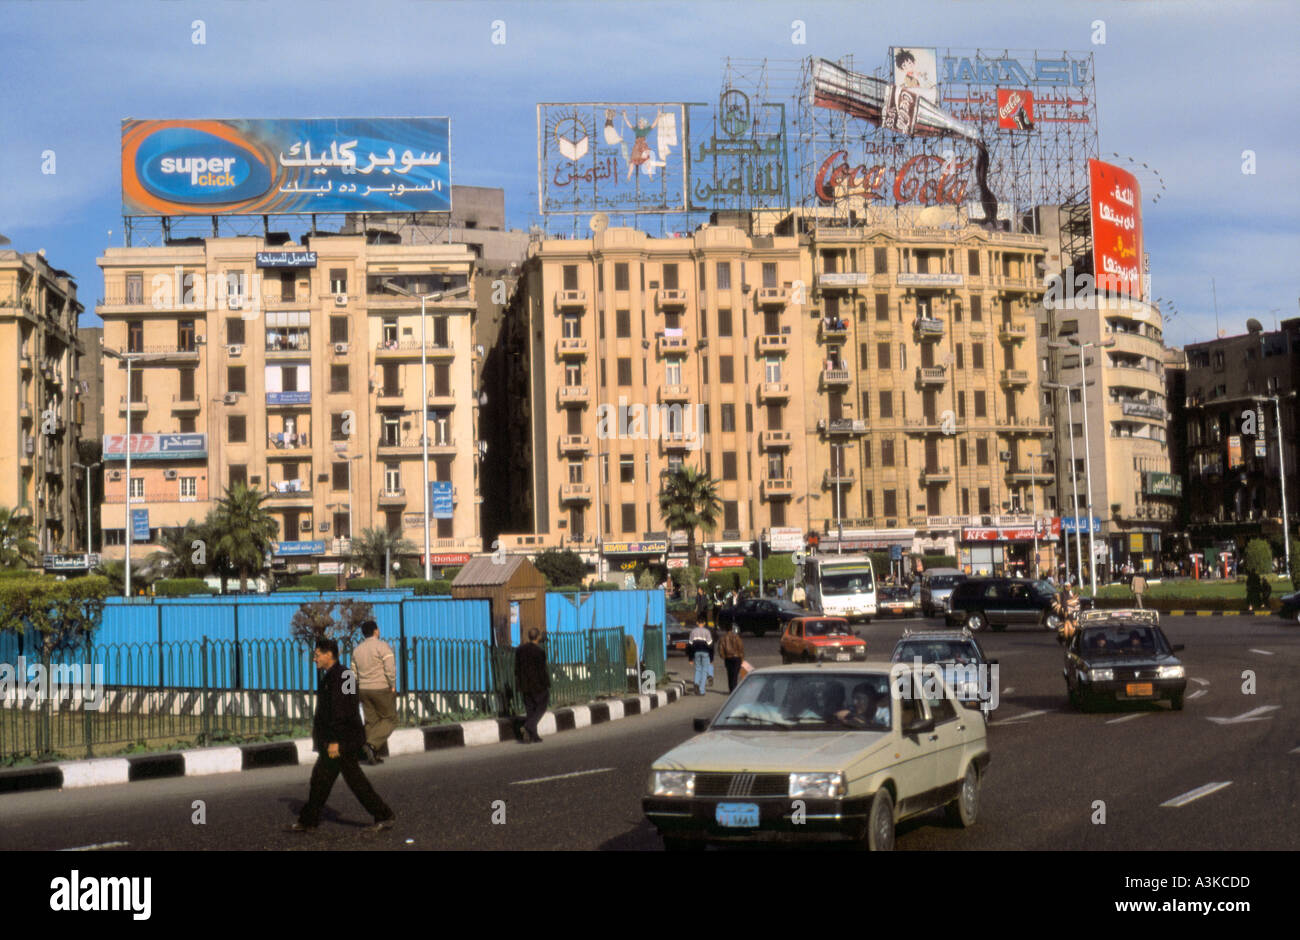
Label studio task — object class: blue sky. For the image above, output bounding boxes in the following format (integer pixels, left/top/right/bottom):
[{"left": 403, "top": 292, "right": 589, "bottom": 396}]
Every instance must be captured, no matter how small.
[{"left": 1, "top": 0, "right": 1296, "bottom": 347}]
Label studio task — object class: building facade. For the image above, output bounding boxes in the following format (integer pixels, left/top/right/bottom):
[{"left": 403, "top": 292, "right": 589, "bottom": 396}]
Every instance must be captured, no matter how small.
[
  {"left": 95, "top": 234, "right": 483, "bottom": 574},
  {"left": 0, "top": 250, "right": 86, "bottom": 556}
]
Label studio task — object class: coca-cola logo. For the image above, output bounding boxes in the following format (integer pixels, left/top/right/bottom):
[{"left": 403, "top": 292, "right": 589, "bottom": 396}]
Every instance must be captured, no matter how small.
[
  {"left": 815, "top": 150, "right": 971, "bottom": 206},
  {"left": 999, "top": 92, "right": 1023, "bottom": 119}
]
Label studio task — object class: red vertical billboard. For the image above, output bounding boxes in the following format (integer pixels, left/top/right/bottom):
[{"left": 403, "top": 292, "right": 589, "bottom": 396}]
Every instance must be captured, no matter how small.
[{"left": 1089, "top": 159, "right": 1143, "bottom": 300}]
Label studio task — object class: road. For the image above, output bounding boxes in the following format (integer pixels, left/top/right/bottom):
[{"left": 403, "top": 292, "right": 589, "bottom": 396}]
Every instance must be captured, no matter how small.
[{"left": 1, "top": 613, "right": 1296, "bottom": 850}]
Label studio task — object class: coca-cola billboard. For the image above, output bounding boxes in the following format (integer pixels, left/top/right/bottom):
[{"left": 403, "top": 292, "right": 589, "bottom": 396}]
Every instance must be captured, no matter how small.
[
  {"left": 1089, "top": 159, "right": 1143, "bottom": 300},
  {"left": 996, "top": 89, "right": 1035, "bottom": 130},
  {"left": 815, "top": 150, "right": 972, "bottom": 206}
]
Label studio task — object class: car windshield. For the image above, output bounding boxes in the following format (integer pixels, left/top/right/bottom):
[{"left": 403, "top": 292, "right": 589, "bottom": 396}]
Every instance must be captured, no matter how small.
[
  {"left": 771, "top": 600, "right": 803, "bottom": 614},
  {"left": 822, "top": 570, "right": 874, "bottom": 594},
  {"left": 803, "top": 619, "right": 850, "bottom": 637},
  {"left": 927, "top": 575, "right": 961, "bottom": 589},
  {"left": 1079, "top": 625, "right": 1168, "bottom": 657},
  {"left": 712, "top": 672, "right": 892, "bottom": 731},
  {"left": 894, "top": 640, "right": 980, "bottom": 664}
]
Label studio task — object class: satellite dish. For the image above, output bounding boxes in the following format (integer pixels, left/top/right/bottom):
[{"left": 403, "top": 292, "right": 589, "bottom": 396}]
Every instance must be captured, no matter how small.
[
  {"left": 589, "top": 212, "right": 609, "bottom": 233},
  {"left": 1246, "top": 318, "right": 1263, "bottom": 333}
]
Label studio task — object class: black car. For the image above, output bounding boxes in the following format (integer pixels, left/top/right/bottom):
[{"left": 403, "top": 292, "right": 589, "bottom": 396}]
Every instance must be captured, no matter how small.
[
  {"left": 945, "top": 577, "right": 1063, "bottom": 632},
  {"left": 666, "top": 612, "right": 694, "bottom": 658},
  {"left": 1278, "top": 591, "right": 1300, "bottom": 624},
  {"left": 717, "top": 597, "right": 805, "bottom": 637},
  {"left": 1064, "top": 610, "right": 1186, "bottom": 711},
  {"left": 890, "top": 628, "right": 998, "bottom": 711}
]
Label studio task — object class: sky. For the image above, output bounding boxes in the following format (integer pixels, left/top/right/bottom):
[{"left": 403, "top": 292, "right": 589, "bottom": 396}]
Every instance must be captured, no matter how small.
[{"left": 1, "top": 0, "right": 1296, "bottom": 347}]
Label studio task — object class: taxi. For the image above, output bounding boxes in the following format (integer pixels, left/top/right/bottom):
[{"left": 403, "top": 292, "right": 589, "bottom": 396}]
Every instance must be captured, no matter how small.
[
  {"left": 1063, "top": 609, "right": 1187, "bottom": 711},
  {"left": 780, "top": 615, "right": 867, "bottom": 664}
]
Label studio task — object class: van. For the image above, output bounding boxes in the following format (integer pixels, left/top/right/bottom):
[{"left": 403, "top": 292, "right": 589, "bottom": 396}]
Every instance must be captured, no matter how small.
[{"left": 919, "top": 568, "right": 966, "bottom": 617}]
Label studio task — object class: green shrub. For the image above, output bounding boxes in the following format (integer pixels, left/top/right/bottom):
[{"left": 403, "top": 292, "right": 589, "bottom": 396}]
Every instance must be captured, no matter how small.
[
  {"left": 590, "top": 581, "right": 620, "bottom": 591},
  {"left": 347, "top": 577, "right": 383, "bottom": 590},
  {"left": 670, "top": 565, "right": 702, "bottom": 600},
  {"left": 921, "top": 554, "right": 958, "bottom": 570},
  {"left": 297, "top": 574, "right": 340, "bottom": 592},
  {"left": 154, "top": 578, "right": 215, "bottom": 597},
  {"left": 0, "top": 569, "right": 42, "bottom": 581},
  {"left": 440, "top": 566, "right": 463, "bottom": 582},
  {"left": 1290, "top": 552, "right": 1300, "bottom": 590},
  {"left": 431, "top": 579, "right": 453, "bottom": 595},
  {"left": 1243, "top": 538, "right": 1273, "bottom": 578}
]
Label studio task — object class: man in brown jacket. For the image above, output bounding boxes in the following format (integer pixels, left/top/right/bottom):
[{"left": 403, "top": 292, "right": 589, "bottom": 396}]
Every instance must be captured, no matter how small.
[
  {"left": 717, "top": 625, "right": 745, "bottom": 692},
  {"left": 352, "top": 620, "right": 397, "bottom": 764}
]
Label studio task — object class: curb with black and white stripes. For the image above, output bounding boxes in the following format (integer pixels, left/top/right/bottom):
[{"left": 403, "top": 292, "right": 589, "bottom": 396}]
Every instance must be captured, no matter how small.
[{"left": 0, "top": 682, "right": 687, "bottom": 796}]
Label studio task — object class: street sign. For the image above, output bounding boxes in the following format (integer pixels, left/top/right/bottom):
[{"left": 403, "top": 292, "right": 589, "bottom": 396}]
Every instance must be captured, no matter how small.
[
  {"left": 430, "top": 481, "right": 454, "bottom": 519},
  {"left": 131, "top": 509, "right": 150, "bottom": 543}
]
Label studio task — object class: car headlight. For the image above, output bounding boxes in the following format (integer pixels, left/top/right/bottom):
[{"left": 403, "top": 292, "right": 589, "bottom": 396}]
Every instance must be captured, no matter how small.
[
  {"left": 650, "top": 770, "right": 695, "bottom": 797},
  {"left": 1156, "top": 665, "right": 1185, "bottom": 679},
  {"left": 789, "top": 772, "right": 845, "bottom": 799},
  {"left": 1088, "top": 668, "right": 1114, "bottom": 682}
]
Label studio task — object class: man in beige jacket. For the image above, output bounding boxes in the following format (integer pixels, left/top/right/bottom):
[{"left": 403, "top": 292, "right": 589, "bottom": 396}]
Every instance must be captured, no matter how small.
[{"left": 352, "top": 620, "right": 397, "bottom": 765}]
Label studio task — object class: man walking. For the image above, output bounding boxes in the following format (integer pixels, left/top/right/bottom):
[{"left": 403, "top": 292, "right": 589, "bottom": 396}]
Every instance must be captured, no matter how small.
[
  {"left": 290, "top": 637, "right": 395, "bottom": 833},
  {"left": 514, "top": 627, "right": 551, "bottom": 743},
  {"left": 352, "top": 620, "right": 396, "bottom": 765},
  {"left": 716, "top": 625, "right": 745, "bottom": 692},
  {"left": 688, "top": 620, "right": 713, "bottom": 695}
]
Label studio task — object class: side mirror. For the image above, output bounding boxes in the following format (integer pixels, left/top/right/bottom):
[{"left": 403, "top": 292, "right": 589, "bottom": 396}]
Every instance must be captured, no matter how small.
[
  {"left": 1172, "top": 644, "right": 1185, "bottom": 653},
  {"left": 903, "top": 716, "right": 935, "bottom": 736},
  {"left": 693, "top": 717, "right": 712, "bottom": 733}
]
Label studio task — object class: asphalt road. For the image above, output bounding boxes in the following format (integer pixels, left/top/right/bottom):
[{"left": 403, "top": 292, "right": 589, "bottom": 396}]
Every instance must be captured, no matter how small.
[{"left": 1, "top": 613, "right": 1296, "bottom": 851}]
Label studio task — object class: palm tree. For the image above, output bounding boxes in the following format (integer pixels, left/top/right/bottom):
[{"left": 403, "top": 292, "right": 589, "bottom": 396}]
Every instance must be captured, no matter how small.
[
  {"left": 350, "top": 527, "right": 418, "bottom": 579},
  {"left": 146, "top": 519, "right": 209, "bottom": 580},
  {"left": 0, "top": 506, "right": 39, "bottom": 569},
  {"left": 210, "top": 483, "right": 278, "bottom": 592},
  {"left": 658, "top": 465, "right": 722, "bottom": 569}
]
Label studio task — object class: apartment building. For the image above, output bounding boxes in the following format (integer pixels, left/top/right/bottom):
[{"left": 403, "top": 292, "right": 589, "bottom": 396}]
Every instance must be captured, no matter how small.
[
  {"left": 0, "top": 250, "right": 86, "bottom": 556},
  {"left": 504, "top": 224, "right": 808, "bottom": 571},
  {"left": 95, "top": 234, "right": 482, "bottom": 574},
  {"left": 799, "top": 215, "right": 1055, "bottom": 573}
]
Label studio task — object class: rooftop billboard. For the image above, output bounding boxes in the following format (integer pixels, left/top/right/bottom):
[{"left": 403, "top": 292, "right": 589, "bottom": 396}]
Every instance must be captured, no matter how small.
[
  {"left": 1089, "top": 158, "right": 1143, "bottom": 300},
  {"left": 121, "top": 118, "right": 451, "bottom": 216}
]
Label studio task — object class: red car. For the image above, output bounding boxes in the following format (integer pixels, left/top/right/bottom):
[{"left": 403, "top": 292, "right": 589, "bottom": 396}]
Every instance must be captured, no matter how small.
[{"left": 780, "top": 616, "right": 867, "bottom": 664}]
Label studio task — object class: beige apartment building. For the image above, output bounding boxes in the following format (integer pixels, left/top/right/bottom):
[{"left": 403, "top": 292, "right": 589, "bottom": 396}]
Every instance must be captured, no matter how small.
[
  {"left": 0, "top": 250, "right": 86, "bottom": 557},
  {"left": 505, "top": 224, "right": 809, "bottom": 572},
  {"left": 95, "top": 234, "right": 482, "bottom": 574}
]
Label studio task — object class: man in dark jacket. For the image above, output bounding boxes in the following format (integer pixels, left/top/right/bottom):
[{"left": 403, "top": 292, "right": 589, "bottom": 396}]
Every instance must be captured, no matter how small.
[
  {"left": 290, "top": 637, "right": 395, "bottom": 833},
  {"left": 514, "top": 627, "right": 551, "bottom": 743}
]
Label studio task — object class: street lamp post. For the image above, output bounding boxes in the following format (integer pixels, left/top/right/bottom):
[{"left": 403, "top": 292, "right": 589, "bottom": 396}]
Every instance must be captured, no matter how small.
[
  {"left": 1071, "top": 339, "right": 1113, "bottom": 594},
  {"left": 1265, "top": 393, "right": 1295, "bottom": 579},
  {"left": 1044, "top": 380, "right": 1088, "bottom": 589},
  {"left": 72, "top": 461, "right": 101, "bottom": 563},
  {"left": 833, "top": 443, "right": 844, "bottom": 555}
]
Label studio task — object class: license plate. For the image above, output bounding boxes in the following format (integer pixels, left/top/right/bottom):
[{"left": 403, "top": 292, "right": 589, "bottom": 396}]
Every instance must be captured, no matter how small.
[
  {"left": 715, "top": 802, "right": 760, "bottom": 828},
  {"left": 835, "top": 653, "right": 850, "bottom": 661},
  {"left": 1125, "top": 682, "right": 1153, "bottom": 697}
]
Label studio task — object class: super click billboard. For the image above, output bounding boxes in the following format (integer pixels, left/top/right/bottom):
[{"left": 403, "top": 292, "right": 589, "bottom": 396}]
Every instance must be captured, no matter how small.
[{"left": 121, "top": 118, "right": 451, "bottom": 216}]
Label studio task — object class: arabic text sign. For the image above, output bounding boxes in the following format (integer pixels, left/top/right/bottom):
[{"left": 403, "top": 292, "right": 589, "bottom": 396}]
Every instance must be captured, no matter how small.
[
  {"left": 1089, "top": 159, "right": 1143, "bottom": 300},
  {"left": 132, "top": 510, "right": 150, "bottom": 543},
  {"left": 274, "top": 541, "right": 325, "bottom": 557},
  {"left": 256, "top": 251, "right": 317, "bottom": 268},
  {"left": 430, "top": 481, "right": 454, "bottom": 520},
  {"left": 539, "top": 103, "right": 687, "bottom": 214},
  {"left": 122, "top": 118, "right": 451, "bottom": 216},
  {"left": 1143, "top": 472, "right": 1183, "bottom": 497},
  {"left": 104, "top": 433, "right": 207, "bottom": 460},
  {"left": 687, "top": 91, "right": 789, "bottom": 211}
]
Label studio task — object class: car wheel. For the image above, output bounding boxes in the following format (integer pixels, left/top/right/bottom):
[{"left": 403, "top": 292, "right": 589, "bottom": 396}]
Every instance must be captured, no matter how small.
[
  {"left": 662, "top": 837, "right": 704, "bottom": 852},
  {"left": 945, "top": 763, "right": 980, "bottom": 828},
  {"left": 1170, "top": 691, "right": 1184, "bottom": 711},
  {"left": 1294, "top": 609, "right": 1300, "bottom": 625},
  {"left": 966, "top": 612, "right": 986, "bottom": 632},
  {"left": 864, "top": 788, "right": 895, "bottom": 851}
]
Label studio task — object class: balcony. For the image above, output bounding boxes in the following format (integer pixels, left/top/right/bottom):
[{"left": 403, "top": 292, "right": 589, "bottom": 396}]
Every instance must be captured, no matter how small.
[
  {"left": 655, "top": 289, "right": 687, "bottom": 310},
  {"left": 1007, "top": 469, "right": 1054, "bottom": 483},
  {"left": 20, "top": 353, "right": 33, "bottom": 372},
  {"left": 757, "top": 287, "right": 789, "bottom": 307},
  {"left": 913, "top": 317, "right": 945, "bottom": 339},
  {"left": 557, "top": 385, "right": 589, "bottom": 408},
  {"left": 555, "top": 290, "right": 588, "bottom": 310},
  {"left": 761, "top": 475, "right": 796, "bottom": 499},
  {"left": 818, "top": 319, "right": 849, "bottom": 342},
  {"left": 560, "top": 482, "right": 593, "bottom": 503},
  {"left": 823, "top": 468, "right": 856, "bottom": 487},
  {"left": 265, "top": 335, "right": 310, "bottom": 357},
  {"left": 657, "top": 334, "right": 689, "bottom": 356},
  {"left": 557, "top": 337, "right": 589, "bottom": 358},
  {"left": 268, "top": 431, "right": 310, "bottom": 452},
  {"left": 331, "top": 538, "right": 353, "bottom": 555},
  {"left": 559, "top": 434, "right": 591, "bottom": 455},
  {"left": 756, "top": 334, "right": 789, "bottom": 355},
  {"left": 988, "top": 273, "right": 1037, "bottom": 292},
  {"left": 998, "top": 322, "right": 1029, "bottom": 343},
  {"left": 171, "top": 396, "right": 201, "bottom": 413},
  {"left": 119, "top": 395, "right": 149, "bottom": 413},
  {"left": 999, "top": 369, "right": 1030, "bottom": 389},
  {"left": 916, "top": 366, "right": 947, "bottom": 386},
  {"left": 759, "top": 429, "right": 794, "bottom": 449},
  {"left": 267, "top": 391, "right": 311, "bottom": 407},
  {"left": 818, "top": 418, "right": 867, "bottom": 436},
  {"left": 378, "top": 488, "right": 407, "bottom": 505},
  {"left": 817, "top": 273, "right": 871, "bottom": 290},
  {"left": 1000, "top": 417, "right": 1053, "bottom": 435},
  {"left": 427, "top": 390, "right": 458, "bottom": 410},
  {"left": 267, "top": 480, "right": 312, "bottom": 500},
  {"left": 821, "top": 366, "right": 851, "bottom": 387},
  {"left": 661, "top": 431, "right": 696, "bottom": 452},
  {"left": 758, "top": 381, "right": 791, "bottom": 402},
  {"left": 659, "top": 384, "right": 691, "bottom": 403},
  {"left": 377, "top": 387, "right": 405, "bottom": 409},
  {"left": 920, "top": 466, "right": 953, "bottom": 485},
  {"left": 376, "top": 340, "right": 435, "bottom": 360}
]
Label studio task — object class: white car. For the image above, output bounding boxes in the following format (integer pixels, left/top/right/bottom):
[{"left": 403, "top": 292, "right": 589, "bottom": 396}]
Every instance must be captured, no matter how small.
[{"left": 643, "top": 662, "right": 990, "bottom": 850}]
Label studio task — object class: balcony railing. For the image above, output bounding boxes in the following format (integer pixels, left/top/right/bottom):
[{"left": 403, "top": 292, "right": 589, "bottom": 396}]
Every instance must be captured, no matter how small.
[
  {"left": 119, "top": 395, "right": 149, "bottom": 412},
  {"left": 558, "top": 337, "right": 589, "bottom": 357},
  {"left": 821, "top": 367, "right": 851, "bottom": 386},
  {"left": 557, "top": 385, "right": 589, "bottom": 407},
  {"left": 920, "top": 466, "right": 953, "bottom": 484},
  {"left": 914, "top": 317, "right": 945, "bottom": 337},
  {"left": 818, "top": 319, "right": 849, "bottom": 341},
  {"left": 656, "top": 334, "right": 689, "bottom": 356},
  {"left": 655, "top": 289, "right": 687, "bottom": 309},
  {"left": 559, "top": 434, "right": 591, "bottom": 454},
  {"left": 999, "top": 369, "right": 1030, "bottom": 388},
  {"left": 757, "top": 287, "right": 789, "bottom": 306},
  {"left": 823, "top": 468, "right": 856, "bottom": 487},
  {"left": 267, "top": 480, "right": 311, "bottom": 496},
  {"left": 998, "top": 322, "right": 1028, "bottom": 343},
  {"left": 818, "top": 418, "right": 867, "bottom": 435},
  {"left": 556, "top": 290, "right": 588, "bottom": 309},
  {"left": 560, "top": 482, "right": 593, "bottom": 502},
  {"left": 265, "top": 334, "right": 311, "bottom": 353},
  {"left": 376, "top": 387, "right": 405, "bottom": 406},
  {"left": 268, "top": 432, "right": 310, "bottom": 449},
  {"left": 378, "top": 488, "right": 407, "bottom": 503},
  {"left": 916, "top": 366, "right": 946, "bottom": 385},
  {"left": 759, "top": 429, "right": 794, "bottom": 449},
  {"left": 758, "top": 381, "right": 791, "bottom": 401},
  {"left": 171, "top": 396, "right": 201, "bottom": 412},
  {"left": 761, "top": 474, "right": 796, "bottom": 498},
  {"left": 659, "top": 384, "right": 691, "bottom": 403}
]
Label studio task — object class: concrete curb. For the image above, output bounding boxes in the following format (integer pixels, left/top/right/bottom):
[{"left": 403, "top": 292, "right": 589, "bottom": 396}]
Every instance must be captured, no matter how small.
[
  {"left": 1163, "top": 610, "right": 1281, "bottom": 617},
  {"left": 0, "top": 681, "right": 687, "bottom": 797}
]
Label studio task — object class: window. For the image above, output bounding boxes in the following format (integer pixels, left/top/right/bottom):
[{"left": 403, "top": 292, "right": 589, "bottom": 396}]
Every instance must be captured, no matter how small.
[
  {"left": 877, "top": 343, "right": 890, "bottom": 369},
  {"left": 764, "top": 358, "right": 782, "bottom": 383},
  {"left": 883, "top": 489, "right": 897, "bottom": 517},
  {"left": 665, "top": 358, "right": 682, "bottom": 385},
  {"left": 125, "top": 273, "right": 144, "bottom": 305},
  {"left": 329, "top": 316, "right": 348, "bottom": 344},
  {"left": 384, "top": 464, "right": 401, "bottom": 492},
  {"left": 614, "top": 263, "right": 629, "bottom": 291},
  {"left": 617, "top": 358, "right": 632, "bottom": 386},
  {"left": 226, "top": 317, "right": 245, "bottom": 345},
  {"left": 331, "top": 413, "right": 349, "bottom": 442},
  {"left": 953, "top": 300, "right": 963, "bottom": 323},
  {"left": 882, "top": 438, "right": 895, "bottom": 467},
  {"left": 177, "top": 320, "right": 196, "bottom": 351},
  {"left": 722, "top": 452, "right": 737, "bottom": 480},
  {"left": 128, "top": 477, "right": 145, "bottom": 501},
  {"left": 179, "top": 368, "right": 195, "bottom": 401},
  {"left": 330, "top": 364, "right": 349, "bottom": 393},
  {"left": 875, "top": 293, "right": 889, "bottom": 322},
  {"left": 879, "top": 391, "right": 893, "bottom": 419},
  {"left": 976, "top": 438, "right": 988, "bottom": 465},
  {"left": 332, "top": 462, "right": 349, "bottom": 492},
  {"left": 762, "top": 262, "right": 777, "bottom": 289},
  {"left": 974, "top": 391, "right": 986, "bottom": 417},
  {"left": 621, "top": 503, "right": 636, "bottom": 532},
  {"left": 127, "top": 320, "right": 144, "bottom": 354},
  {"left": 967, "top": 250, "right": 980, "bottom": 276},
  {"left": 616, "top": 309, "right": 631, "bottom": 338},
  {"left": 562, "top": 265, "right": 579, "bottom": 290},
  {"left": 330, "top": 269, "right": 347, "bottom": 294},
  {"left": 226, "top": 270, "right": 246, "bottom": 304},
  {"left": 228, "top": 414, "right": 246, "bottom": 443},
  {"left": 562, "top": 315, "right": 581, "bottom": 339},
  {"left": 280, "top": 270, "right": 296, "bottom": 302},
  {"left": 266, "top": 310, "right": 311, "bottom": 351},
  {"left": 978, "top": 487, "right": 991, "bottom": 514},
  {"left": 960, "top": 439, "right": 968, "bottom": 466},
  {"left": 718, "top": 308, "right": 733, "bottom": 337},
  {"left": 859, "top": 342, "right": 870, "bottom": 370},
  {"left": 620, "top": 455, "right": 634, "bottom": 483},
  {"left": 723, "top": 500, "right": 739, "bottom": 530},
  {"left": 662, "top": 263, "right": 679, "bottom": 290},
  {"left": 721, "top": 403, "right": 736, "bottom": 432},
  {"left": 720, "top": 356, "right": 734, "bottom": 383},
  {"left": 179, "top": 416, "right": 196, "bottom": 433},
  {"left": 568, "top": 461, "right": 583, "bottom": 483},
  {"left": 970, "top": 295, "right": 982, "bottom": 321},
  {"left": 434, "top": 364, "right": 450, "bottom": 396},
  {"left": 873, "top": 247, "right": 888, "bottom": 273},
  {"left": 716, "top": 261, "right": 731, "bottom": 291},
  {"left": 972, "top": 344, "right": 985, "bottom": 370}
]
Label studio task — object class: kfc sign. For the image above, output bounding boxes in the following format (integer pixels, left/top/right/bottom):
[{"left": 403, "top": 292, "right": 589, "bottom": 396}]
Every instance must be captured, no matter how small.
[{"left": 815, "top": 150, "right": 971, "bottom": 206}]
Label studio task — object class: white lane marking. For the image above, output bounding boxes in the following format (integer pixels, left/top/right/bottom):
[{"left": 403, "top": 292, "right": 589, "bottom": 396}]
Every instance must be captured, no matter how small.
[
  {"left": 1160, "top": 781, "right": 1232, "bottom": 808},
  {"left": 1106, "top": 713, "right": 1145, "bottom": 724},
  {"left": 1189, "top": 677, "right": 1210, "bottom": 687},
  {"left": 1208, "top": 705, "right": 1280, "bottom": 725},
  {"left": 1248, "top": 649, "right": 1274, "bottom": 656},
  {"left": 59, "top": 841, "right": 130, "bottom": 852},
  {"left": 988, "top": 709, "right": 1048, "bottom": 726},
  {"left": 510, "top": 767, "right": 615, "bottom": 786},
  {"left": 1187, "top": 689, "right": 1208, "bottom": 701}
]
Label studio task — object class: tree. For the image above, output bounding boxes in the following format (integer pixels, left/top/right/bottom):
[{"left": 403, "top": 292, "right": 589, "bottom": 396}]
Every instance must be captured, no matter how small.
[
  {"left": 350, "top": 527, "right": 418, "bottom": 579},
  {"left": 0, "top": 506, "right": 39, "bottom": 569},
  {"left": 290, "top": 598, "right": 374, "bottom": 647},
  {"left": 210, "top": 483, "right": 278, "bottom": 592},
  {"left": 533, "top": 548, "right": 586, "bottom": 587},
  {"left": 145, "top": 518, "right": 209, "bottom": 581},
  {"left": 658, "top": 466, "right": 722, "bottom": 569},
  {"left": 1243, "top": 538, "right": 1274, "bottom": 609},
  {"left": 93, "top": 558, "right": 155, "bottom": 595}
]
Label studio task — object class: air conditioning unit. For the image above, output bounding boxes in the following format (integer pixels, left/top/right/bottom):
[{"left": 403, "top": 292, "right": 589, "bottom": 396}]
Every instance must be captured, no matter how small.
[
  {"left": 109, "top": 470, "right": 122, "bottom": 481},
  {"left": 334, "top": 342, "right": 348, "bottom": 354},
  {"left": 999, "top": 450, "right": 1011, "bottom": 460},
  {"left": 223, "top": 393, "right": 238, "bottom": 405},
  {"left": 335, "top": 294, "right": 347, "bottom": 306},
  {"left": 164, "top": 469, "right": 178, "bottom": 480},
  {"left": 320, "top": 521, "right": 330, "bottom": 532},
  {"left": 300, "top": 519, "right": 312, "bottom": 532},
  {"left": 228, "top": 344, "right": 243, "bottom": 357}
]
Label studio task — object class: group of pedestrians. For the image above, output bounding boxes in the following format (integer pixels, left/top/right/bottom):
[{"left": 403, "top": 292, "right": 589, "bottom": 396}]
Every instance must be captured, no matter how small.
[{"left": 686, "top": 616, "right": 747, "bottom": 695}]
